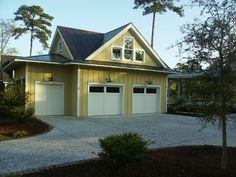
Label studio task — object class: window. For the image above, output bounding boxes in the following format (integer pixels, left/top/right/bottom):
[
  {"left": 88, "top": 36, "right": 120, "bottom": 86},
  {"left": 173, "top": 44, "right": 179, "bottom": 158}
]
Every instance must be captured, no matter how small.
[
  {"left": 124, "top": 37, "right": 134, "bottom": 60},
  {"left": 146, "top": 88, "right": 157, "bottom": 94},
  {"left": 133, "top": 87, "right": 144, "bottom": 93},
  {"left": 107, "top": 87, "right": 120, "bottom": 93},
  {"left": 135, "top": 50, "right": 144, "bottom": 62},
  {"left": 89, "top": 86, "right": 104, "bottom": 93},
  {"left": 112, "top": 47, "right": 122, "bottom": 60},
  {"left": 58, "top": 41, "right": 63, "bottom": 53}
]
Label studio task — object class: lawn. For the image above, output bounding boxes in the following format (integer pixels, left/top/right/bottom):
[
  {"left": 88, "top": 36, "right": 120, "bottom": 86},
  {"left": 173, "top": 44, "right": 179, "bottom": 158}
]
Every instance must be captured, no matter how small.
[
  {"left": 12, "top": 145, "right": 236, "bottom": 177},
  {"left": 0, "top": 116, "right": 51, "bottom": 140}
]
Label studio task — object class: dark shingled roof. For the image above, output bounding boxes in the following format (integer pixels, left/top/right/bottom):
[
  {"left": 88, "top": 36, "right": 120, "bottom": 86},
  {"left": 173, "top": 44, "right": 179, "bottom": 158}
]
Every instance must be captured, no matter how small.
[
  {"left": 2, "top": 54, "right": 69, "bottom": 68},
  {"left": 23, "top": 54, "right": 70, "bottom": 63},
  {"left": 58, "top": 23, "right": 130, "bottom": 61}
]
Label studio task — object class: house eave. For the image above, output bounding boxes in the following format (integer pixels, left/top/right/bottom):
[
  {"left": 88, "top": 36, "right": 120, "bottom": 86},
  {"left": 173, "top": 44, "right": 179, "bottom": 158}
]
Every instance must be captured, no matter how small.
[{"left": 4, "top": 58, "right": 172, "bottom": 74}]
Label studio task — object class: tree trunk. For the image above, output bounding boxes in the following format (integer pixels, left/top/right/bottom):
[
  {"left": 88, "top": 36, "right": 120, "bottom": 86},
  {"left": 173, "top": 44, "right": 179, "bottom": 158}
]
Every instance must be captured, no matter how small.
[
  {"left": 221, "top": 109, "right": 227, "bottom": 169},
  {"left": 29, "top": 30, "right": 33, "bottom": 56},
  {"left": 151, "top": 12, "right": 156, "bottom": 48}
]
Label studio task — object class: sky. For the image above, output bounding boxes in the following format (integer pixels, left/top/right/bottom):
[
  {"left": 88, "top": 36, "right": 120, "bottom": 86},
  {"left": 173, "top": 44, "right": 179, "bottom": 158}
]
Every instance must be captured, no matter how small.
[{"left": 0, "top": 0, "right": 201, "bottom": 68}]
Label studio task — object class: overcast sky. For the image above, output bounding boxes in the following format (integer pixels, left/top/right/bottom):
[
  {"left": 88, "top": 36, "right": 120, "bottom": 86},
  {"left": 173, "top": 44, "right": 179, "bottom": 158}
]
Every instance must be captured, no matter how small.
[{"left": 0, "top": 0, "right": 201, "bottom": 68}]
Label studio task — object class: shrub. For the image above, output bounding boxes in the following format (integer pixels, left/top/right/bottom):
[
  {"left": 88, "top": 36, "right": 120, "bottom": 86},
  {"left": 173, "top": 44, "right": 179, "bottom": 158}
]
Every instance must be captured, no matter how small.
[
  {"left": 98, "top": 133, "right": 148, "bottom": 167},
  {"left": 13, "top": 130, "right": 28, "bottom": 138},
  {"left": 0, "top": 82, "right": 28, "bottom": 117},
  {"left": 10, "top": 106, "right": 35, "bottom": 123}
]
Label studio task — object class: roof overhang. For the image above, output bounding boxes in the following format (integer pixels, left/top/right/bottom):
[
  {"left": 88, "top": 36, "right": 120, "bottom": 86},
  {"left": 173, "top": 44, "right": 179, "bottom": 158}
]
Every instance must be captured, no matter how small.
[{"left": 3, "top": 58, "right": 172, "bottom": 74}]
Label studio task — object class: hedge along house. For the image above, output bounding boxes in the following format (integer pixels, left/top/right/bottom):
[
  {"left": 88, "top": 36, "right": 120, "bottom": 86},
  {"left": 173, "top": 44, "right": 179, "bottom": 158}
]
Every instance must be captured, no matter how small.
[{"left": 3, "top": 23, "right": 171, "bottom": 117}]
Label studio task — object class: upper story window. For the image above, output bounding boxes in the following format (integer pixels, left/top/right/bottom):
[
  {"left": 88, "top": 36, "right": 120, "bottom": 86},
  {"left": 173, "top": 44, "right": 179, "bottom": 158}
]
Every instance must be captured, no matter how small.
[
  {"left": 111, "top": 36, "right": 145, "bottom": 62},
  {"left": 124, "top": 37, "right": 134, "bottom": 60},
  {"left": 135, "top": 50, "right": 144, "bottom": 62},
  {"left": 58, "top": 41, "right": 63, "bottom": 53},
  {"left": 112, "top": 46, "right": 122, "bottom": 60}
]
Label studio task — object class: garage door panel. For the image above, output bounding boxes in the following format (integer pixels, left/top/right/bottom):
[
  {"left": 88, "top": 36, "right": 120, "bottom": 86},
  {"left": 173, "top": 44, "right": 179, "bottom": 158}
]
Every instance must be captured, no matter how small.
[
  {"left": 132, "top": 94, "right": 145, "bottom": 114},
  {"left": 144, "top": 94, "right": 158, "bottom": 113},
  {"left": 35, "top": 82, "right": 64, "bottom": 116},
  {"left": 88, "top": 94, "right": 104, "bottom": 116},
  {"left": 104, "top": 94, "right": 121, "bottom": 115}
]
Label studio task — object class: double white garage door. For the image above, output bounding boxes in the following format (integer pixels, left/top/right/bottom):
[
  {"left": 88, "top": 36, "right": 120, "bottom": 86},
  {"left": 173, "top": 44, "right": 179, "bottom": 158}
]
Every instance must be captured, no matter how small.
[
  {"left": 88, "top": 85, "right": 123, "bottom": 116},
  {"left": 88, "top": 85, "right": 160, "bottom": 116}
]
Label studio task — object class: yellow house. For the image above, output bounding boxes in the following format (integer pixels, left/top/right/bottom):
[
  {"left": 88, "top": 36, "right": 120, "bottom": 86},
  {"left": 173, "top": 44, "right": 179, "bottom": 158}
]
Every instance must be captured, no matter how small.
[{"left": 3, "top": 23, "right": 171, "bottom": 117}]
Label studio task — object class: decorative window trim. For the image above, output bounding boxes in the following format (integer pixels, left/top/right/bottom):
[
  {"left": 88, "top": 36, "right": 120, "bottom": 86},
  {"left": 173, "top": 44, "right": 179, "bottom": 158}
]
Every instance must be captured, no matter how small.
[
  {"left": 123, "top": 36, "right": 135, "bottom": 61},
  {"left": 111, "top": 45, "right": 123, "bottom": 60},
  {"left": 110, "top": 35, "right": 146, "bottom": 63},
  {"left": 58, "top": 40, "right": 63, "bottom": 53},
  {"left": 134, "top": 49, "right": 145, "bottom": 63}
]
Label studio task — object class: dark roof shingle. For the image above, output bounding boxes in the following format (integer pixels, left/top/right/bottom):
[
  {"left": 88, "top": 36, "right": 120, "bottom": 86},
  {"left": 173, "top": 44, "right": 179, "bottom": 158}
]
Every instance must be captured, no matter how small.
[{"left": 57, "top": 23, "right": 130, "bottom": 61}]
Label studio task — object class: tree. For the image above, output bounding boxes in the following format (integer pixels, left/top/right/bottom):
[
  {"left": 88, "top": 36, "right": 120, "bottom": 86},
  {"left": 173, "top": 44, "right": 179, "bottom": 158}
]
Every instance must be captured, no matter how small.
[
  {"left": 13, "top": 5, "right": 54, "bottom": 56},
  {"left": 177, "top": 0, "right": 236, "bottom": 170},
  {"left": 0, "top": 19, "right": 15, "bottom": 56},
  {"left": 133, "top": 0, "right": 183, "bottom": 47},
  {"left": 175, "top": 59, "right": 203, "bottom": 72}
]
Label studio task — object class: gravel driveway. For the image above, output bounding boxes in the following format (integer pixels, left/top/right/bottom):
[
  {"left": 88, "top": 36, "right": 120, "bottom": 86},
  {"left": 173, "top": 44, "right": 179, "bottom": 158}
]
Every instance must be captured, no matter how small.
[{"left": 0, "top": 114, "right": 236, "bottom": 176}]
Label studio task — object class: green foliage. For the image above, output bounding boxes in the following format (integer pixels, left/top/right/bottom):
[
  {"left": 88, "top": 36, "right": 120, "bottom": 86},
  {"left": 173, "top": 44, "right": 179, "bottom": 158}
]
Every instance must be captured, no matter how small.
[
  {"left": 177, "top": 0, "right": 236, "bottom": 169},
  {"left": 0, "top": 82, "right": 34, "bottom": 122},
  {"left": 98, "top": 133, "right": 148, "bottom": 167},
  {"left": 0, "top": 83, "right": 28, "bottom": 116},
  {"left": 133, "top": 0, "right": 184, "bottom": 16},
  {"left": 175, "top": 59, "right": 203, "bottom": 72},
  {"left": 13, "top": 130, "right": 28, "bottom": 138},
  {"left": 10, "top": 106, "right": 35, "bottom": 123},
  {"left": 13, "top": 5, "right": 54, "bottom": 55},
  {"left": 133, "top": 0, "right": 184, "bottom": 47}
]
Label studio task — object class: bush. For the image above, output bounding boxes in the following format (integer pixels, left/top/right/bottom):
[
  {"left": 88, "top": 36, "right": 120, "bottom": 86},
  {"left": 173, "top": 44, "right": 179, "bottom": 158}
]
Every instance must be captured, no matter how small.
[
  {"left": 13, "top": 130, "right": 28, "bottom": 138},
  {"left": 10, "top": 106, "right": 35, "bottom": 123},
  {"left": 0, "top": 82, "right": 28, "bottom": 117},
  {"left": 98, "top": 133, "right": 148, "bottom": 167}
]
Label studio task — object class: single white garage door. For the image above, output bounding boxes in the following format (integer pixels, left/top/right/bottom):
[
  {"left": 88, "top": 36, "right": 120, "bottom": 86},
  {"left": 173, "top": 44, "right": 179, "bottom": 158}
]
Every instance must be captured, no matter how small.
[
  {"left": 88, "top": 85, "right": 123, "bottom": 116},
  {"left": 35, "top": 81, "right": 64, "bottom": 115},
  {"left": 132, "top": 86, "right": 160, "bottom": 114}
]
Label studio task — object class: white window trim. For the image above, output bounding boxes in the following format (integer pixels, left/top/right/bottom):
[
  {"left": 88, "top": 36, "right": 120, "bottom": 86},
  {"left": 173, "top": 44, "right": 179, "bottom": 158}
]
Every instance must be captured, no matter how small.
[
  {"left": 111, "top": 45, "right": 123, "bottom": 61},
  {"left": 134, "top": 49, "right": 145, "bottom": 63},
  {"left": 123, "top": 36, "right": 135, "bottom": 61},
  {"left": 58, "top": 40, "right": 63, "bottom": 53}
]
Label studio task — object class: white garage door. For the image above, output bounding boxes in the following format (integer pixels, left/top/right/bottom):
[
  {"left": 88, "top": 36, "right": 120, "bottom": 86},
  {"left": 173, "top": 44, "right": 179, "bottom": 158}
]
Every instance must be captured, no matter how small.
[
  {"left": 132, "top": 86, "right": 160, "bottom": 114},
  {"left": 35, "top": 82, "right": 64, "bottom": 115},
  {"left": 88, "top": 85, "right": 123, "bottom": 116}
]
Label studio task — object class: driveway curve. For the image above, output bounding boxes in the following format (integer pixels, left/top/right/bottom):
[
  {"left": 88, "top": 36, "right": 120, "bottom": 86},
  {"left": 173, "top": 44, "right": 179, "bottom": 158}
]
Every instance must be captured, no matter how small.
[{"left": 0, "top": 114, "right": 236, "bottom": 176}]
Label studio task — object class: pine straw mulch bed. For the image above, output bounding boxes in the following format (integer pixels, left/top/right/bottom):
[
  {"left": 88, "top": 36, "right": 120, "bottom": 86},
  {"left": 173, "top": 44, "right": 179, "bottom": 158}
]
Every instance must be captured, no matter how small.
[
  {"left": 0, "top": 116, "right": 51, "bottom": 140},
  {"left": 17, "top": 145, "right": 236, "bottom": 177}
]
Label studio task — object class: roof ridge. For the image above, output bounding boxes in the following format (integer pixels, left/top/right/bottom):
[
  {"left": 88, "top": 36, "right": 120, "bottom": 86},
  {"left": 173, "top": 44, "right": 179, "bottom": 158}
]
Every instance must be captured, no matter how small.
[
  {"left": 105, "top": 22, "right": 131, "bottom": 35},
  {"left": 57, "top": 25, "right": 103, "bottom": 34}
]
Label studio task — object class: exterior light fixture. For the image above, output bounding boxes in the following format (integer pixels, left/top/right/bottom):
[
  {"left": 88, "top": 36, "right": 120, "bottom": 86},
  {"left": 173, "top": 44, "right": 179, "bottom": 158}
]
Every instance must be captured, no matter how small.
[
  {"left": 105, "top": 76, "right": 112, "bottom": 83},
  {"left": 146, "top": 80, "right": 152, "bottom": 85}
]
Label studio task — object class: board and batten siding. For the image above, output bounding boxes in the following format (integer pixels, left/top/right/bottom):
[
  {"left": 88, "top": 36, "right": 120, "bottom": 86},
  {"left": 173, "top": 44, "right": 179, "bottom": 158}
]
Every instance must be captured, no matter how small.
[
  {"left": 26, "top": 63, "right": 78, "bottom": 116},
  {"left": 79, "top": 66, "right": 167, "bottom": 116}
]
